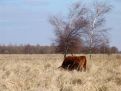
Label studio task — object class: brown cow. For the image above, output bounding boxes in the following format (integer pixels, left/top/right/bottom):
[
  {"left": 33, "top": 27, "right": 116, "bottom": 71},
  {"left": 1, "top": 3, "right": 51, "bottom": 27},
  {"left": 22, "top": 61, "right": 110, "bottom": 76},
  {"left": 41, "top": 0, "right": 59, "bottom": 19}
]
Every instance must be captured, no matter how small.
[{"left": 60, "top": 56, "right": 87, "bottom": 71}]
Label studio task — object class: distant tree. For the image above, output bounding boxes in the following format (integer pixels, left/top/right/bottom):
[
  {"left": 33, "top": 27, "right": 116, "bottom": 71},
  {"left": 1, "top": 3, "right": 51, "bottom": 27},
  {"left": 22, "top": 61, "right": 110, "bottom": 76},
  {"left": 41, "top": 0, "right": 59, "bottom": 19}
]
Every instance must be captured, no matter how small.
[
  {"left": 49, "top": 3, "right": 88, "bottom": 58},
  {"left": 98, "top": 37, "right": 110, "bottom": 54},
  {"left": 83, "top": 2, "right": 111, "bottom": 58},
  {"left": 110, "top": 46, "right": 119, "bottom": 53},
  {"left": 24, "top": 44, "right": 32, "bottom": 54}
]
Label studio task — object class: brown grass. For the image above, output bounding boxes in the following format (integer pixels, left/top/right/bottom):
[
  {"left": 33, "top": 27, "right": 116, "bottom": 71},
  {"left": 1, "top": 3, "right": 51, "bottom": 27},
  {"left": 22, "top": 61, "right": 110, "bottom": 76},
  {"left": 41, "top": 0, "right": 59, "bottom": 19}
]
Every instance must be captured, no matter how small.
[{"left": 0, "top": 54, "right": 121, "bottom": 91}]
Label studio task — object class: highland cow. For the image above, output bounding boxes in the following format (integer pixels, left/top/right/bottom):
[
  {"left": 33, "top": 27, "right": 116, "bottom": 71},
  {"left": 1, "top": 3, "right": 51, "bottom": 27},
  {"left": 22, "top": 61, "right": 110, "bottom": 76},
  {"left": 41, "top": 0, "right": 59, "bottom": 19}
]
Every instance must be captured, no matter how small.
[{"left": 60, "top": 56, "right": 87, "bottom": 71}]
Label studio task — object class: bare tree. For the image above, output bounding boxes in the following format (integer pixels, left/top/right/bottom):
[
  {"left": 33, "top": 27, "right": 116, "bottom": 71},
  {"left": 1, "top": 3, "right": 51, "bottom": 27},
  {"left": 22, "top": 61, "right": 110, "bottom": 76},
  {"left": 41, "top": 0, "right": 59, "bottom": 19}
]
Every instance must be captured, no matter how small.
[
  {"left": 49, "top": 3, "right": 88, "bottom": 58},
  {"left": 83, "top": 2, "right": 111, "bottom": 59},
  {"left": 50, "top": 2, "right": 111, "bottom": 58},
  {"left": 110, "top": 46, "right": 119, "bottom": 53}
]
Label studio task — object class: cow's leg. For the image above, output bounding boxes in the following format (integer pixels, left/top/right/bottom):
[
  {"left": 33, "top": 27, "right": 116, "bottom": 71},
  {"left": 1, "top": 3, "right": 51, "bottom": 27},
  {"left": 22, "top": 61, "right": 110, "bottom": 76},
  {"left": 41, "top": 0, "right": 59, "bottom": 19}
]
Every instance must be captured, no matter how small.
[
  {"left": 78, "top": 65, "right": 83, "bottom": 71},
  {"left": 77, "top": 65, "right": 80, "bottom": 71},
  {"left": 67, "top": 64, "right": 71, "bottom": 70},
  {"left": 83, "top": 61, "right": 86, "bottom": 72}
]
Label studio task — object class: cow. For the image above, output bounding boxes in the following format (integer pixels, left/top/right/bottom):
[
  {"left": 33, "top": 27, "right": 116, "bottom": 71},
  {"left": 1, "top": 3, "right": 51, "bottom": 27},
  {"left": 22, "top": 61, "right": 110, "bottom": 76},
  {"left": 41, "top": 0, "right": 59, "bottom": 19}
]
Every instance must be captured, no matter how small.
[{"left": 59, "top": 56, "right": 87, "bottom": 71}]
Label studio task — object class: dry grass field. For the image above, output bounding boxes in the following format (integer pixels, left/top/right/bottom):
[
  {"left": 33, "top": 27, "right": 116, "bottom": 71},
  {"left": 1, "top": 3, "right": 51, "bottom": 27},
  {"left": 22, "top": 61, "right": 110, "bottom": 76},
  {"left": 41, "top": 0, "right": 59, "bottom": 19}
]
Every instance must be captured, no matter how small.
[{"left": 0, "top": 54, "right": 121, "bottom": 91}]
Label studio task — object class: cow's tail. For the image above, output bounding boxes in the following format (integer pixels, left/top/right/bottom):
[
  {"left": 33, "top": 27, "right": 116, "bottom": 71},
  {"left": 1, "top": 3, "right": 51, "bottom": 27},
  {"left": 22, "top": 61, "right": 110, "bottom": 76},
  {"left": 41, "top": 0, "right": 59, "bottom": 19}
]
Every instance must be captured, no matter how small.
[
  {"left": 54, "top": 66, "right": 62, "bottom": 70},
  {"left": 57, "top": 66, "right": 62, "bottom": 69}
]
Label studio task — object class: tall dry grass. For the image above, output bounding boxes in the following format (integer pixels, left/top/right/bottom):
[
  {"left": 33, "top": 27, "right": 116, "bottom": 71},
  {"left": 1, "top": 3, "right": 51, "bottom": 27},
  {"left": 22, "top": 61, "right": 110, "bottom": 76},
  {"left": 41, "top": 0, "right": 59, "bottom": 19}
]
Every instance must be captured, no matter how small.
[{"left": 0, "top": 54, "right": 121, "bottom": 91}]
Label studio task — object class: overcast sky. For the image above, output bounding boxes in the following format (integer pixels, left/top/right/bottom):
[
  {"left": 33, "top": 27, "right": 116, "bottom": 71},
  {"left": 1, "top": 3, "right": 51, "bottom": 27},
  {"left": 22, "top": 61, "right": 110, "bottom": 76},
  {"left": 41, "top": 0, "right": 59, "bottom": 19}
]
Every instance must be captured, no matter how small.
[{"left": 0, "top": 0, "right": 121, "bottom": 50}]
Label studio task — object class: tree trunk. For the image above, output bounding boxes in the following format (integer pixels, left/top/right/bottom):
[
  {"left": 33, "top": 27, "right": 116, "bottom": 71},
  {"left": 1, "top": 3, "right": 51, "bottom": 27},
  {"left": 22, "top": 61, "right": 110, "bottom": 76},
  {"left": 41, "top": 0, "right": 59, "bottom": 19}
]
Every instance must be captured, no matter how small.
[
  {"left": 89, "top": 37, "right": 92, "bottom": 59},
  {"left": 89, "top": 47, "right": 92, "bottom": 59},
  {"left": 64, "top": 45, "right": 68, "bottom": 59}
]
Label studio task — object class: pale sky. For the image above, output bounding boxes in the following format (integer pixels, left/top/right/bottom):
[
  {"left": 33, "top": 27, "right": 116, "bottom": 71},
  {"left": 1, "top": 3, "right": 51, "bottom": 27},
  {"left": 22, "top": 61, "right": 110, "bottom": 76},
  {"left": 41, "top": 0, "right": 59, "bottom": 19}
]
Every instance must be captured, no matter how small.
[{"left": 0, "top": 0, "right": 121, "bottom": 50}]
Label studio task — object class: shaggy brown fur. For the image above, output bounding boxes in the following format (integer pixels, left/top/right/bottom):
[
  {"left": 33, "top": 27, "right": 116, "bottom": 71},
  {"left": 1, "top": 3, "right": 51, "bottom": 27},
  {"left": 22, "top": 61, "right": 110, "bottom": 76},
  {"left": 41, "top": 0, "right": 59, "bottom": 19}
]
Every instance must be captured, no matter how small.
[{"left": 60, "top": 56, "right": 87, "bottom": 71}]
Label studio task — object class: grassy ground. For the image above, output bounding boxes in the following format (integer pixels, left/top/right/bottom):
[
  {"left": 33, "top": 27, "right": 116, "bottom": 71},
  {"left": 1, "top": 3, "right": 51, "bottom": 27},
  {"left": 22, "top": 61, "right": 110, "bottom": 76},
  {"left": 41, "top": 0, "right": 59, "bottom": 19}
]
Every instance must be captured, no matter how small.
[{"left": 0, "top": 54, "right": 121, "bottom": 91}]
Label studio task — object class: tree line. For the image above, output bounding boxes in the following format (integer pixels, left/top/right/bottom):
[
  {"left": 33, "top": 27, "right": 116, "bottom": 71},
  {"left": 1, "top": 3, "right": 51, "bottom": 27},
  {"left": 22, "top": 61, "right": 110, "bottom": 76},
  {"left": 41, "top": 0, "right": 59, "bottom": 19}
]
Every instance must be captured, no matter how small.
[
  {"left": 0, "top": 44, "right": 120, "bottom": 54},
  {"left": 0, "top": 45, "right": 55, "bottom": 54}
]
